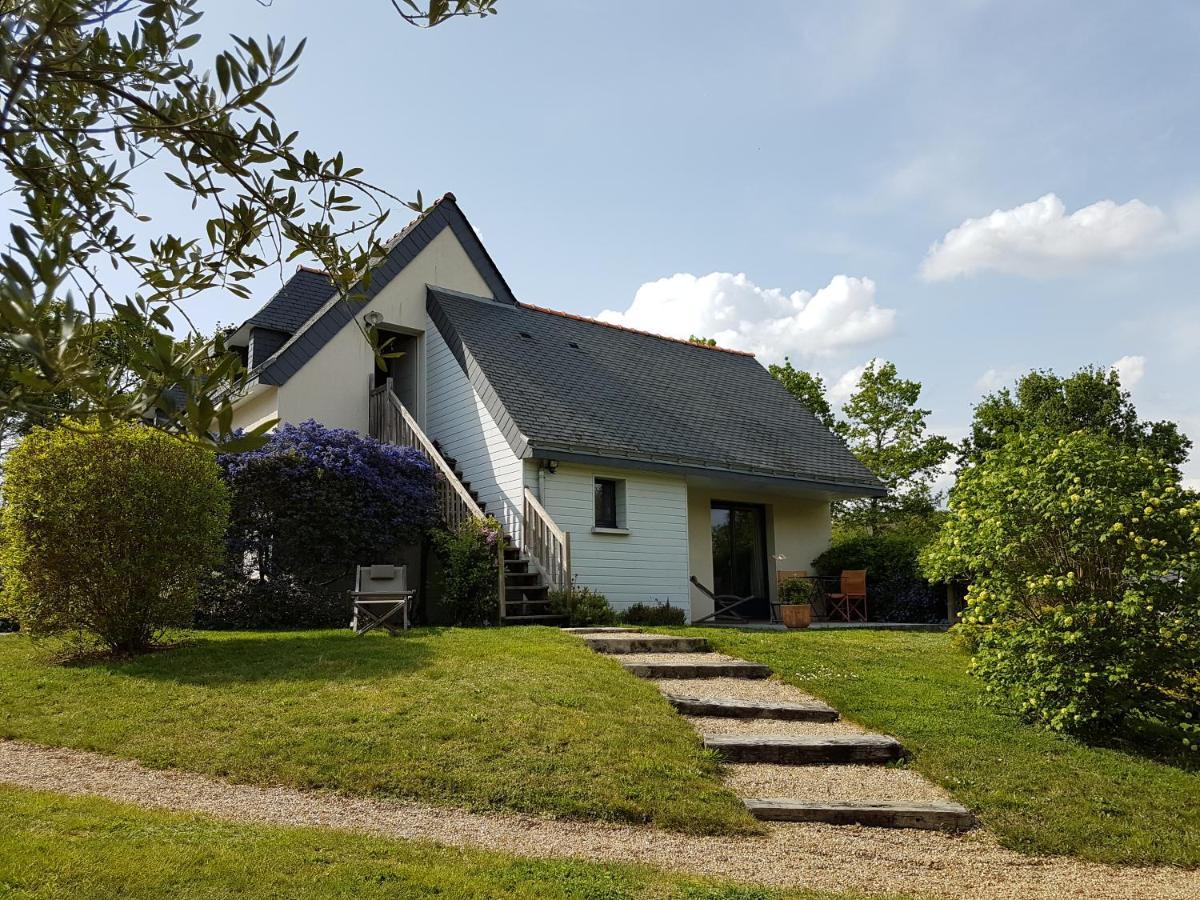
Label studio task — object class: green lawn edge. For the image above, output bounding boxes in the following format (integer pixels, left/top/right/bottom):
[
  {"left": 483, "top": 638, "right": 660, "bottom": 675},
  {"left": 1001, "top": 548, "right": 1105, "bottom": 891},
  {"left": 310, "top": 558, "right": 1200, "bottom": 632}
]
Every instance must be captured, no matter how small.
[
  {"left": 0, "top": 784, "right": 876, "bottom": 900},
  {"left": 0, "top": 627, "right": 757, "bottom": 836}
]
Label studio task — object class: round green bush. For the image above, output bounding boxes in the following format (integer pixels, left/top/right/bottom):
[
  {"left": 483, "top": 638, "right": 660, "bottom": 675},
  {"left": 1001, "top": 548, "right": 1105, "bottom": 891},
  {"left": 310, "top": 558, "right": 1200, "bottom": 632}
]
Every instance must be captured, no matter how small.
[
  {"left": 0, "top": 421, "right": 229, "bottom": 654},
  {"left": 549, "top": 584, "right": 617, "bottom": 627},
  {"left": 924, "top": 429, "right": 1200, "bottom": 747}
]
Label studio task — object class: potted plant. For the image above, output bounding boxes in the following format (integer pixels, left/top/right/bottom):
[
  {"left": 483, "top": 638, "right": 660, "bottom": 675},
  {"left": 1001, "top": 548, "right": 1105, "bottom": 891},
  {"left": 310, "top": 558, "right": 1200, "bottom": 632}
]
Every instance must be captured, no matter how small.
[{"left": 778, "top": 576, "right": 815, "bottom": 629}]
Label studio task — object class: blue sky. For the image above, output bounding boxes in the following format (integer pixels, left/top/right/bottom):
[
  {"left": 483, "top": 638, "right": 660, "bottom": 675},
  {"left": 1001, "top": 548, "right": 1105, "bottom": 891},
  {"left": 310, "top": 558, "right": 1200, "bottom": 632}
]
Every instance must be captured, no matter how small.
[{"left": 147, "top": 3, "right": 1200, "bottom": 484}]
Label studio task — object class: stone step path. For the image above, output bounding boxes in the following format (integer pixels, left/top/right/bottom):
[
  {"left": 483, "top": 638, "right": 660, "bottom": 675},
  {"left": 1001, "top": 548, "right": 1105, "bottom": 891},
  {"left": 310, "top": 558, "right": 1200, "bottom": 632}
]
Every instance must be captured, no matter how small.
[
  {"left": 703, "top": 733, "right": 905, "bottom": 765},
  {"left": 664, "top": 694, "right": 839, "bottom": 722},
  {"left": 744, "top": 798, "right": 977, "bottom": 830},
  {"left": 583, "top": 633, "right": 711, "bottom": 654},
  {"left": 567, "top": 628, "right": 974, "bottom": 832}
]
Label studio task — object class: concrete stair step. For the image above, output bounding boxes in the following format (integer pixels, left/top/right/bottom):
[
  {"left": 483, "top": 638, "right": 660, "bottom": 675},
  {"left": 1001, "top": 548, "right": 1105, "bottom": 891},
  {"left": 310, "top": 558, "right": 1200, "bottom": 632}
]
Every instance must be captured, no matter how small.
[
  {"left": 744, "top": 798, "right": 974, "bottom": 831},
  {"left": 561, "top": 626, "right": 642, "bottom": 634},
  {"left": 622, "top": 659, "right": 771, "bottom": 679},
  {"left": 665, "top": 694, "right": 838, "bottom": 722},
  {"left": 583, "top": 634, "right": 711, "bottom": 654},
  {"left": 703, "top": 733, "right": 904, "bottom": 765}
]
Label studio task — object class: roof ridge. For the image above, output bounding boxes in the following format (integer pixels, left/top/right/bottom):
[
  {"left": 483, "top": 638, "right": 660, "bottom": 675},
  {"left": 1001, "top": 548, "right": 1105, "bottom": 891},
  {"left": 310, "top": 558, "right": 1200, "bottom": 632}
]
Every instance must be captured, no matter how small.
[{"left": 517, "top": 303, "right": 757, "bottom": 357}]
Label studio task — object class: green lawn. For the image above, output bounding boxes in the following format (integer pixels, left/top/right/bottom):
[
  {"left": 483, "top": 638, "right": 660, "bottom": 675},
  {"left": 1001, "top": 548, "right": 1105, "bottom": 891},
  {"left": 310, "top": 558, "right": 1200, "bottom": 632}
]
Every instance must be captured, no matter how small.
[
  {"left": 674, "top": 627, "right": 1200, "bottom": 868},
  {"left": 0, "top": 785, "right": 860, "bottom": 900},
  {"left": 0, "top": 628, "right": 756, "bottom": 835}
]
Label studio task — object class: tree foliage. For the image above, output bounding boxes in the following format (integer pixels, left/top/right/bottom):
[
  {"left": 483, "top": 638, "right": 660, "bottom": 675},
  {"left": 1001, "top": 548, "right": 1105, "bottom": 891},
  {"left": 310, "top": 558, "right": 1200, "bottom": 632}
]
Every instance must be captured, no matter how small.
[
  {"left": 960, "top": 366, "right": 1190, "bottom": 471},
  {"left": 0, "top": 420, "right": 228, "bottom": 653},
  {"left": 0, "top": 0, "right": 494, "bottom": 445},
  {"left": 835, "top": 360, "right": 953, "bottom": 534},
  {"left": 768, "top": 357, "right": 835, "bottom": 429},
  {"left": 924, "top": 429, "right": 1200, "bottom": 747},
  {"left": 219, "top": 419, "right": 437, "bottom": 589}
]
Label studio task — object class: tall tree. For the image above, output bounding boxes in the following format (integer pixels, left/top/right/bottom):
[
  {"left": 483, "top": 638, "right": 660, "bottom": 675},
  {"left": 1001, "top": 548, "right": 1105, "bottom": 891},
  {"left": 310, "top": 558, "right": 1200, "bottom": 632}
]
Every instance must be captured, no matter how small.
[
  {"left": 835, "top": 360, "right": 953, "bottom": 535},
  {"left": 768, "top": 357, "right": 835, "bottom": 429},
  {"left": 0, "top": 0, "right": 495, "bottom": 446},
  {"left": 960, "top": 366, "right": 1190, "bottom": 471}
]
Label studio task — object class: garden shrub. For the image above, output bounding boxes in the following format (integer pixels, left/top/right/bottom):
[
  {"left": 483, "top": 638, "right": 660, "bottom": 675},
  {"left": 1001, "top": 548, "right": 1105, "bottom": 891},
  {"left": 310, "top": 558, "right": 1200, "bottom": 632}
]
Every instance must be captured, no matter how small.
[
  {"left": 215, "top": 420, "right": 437, "bottom": 625},
  {"left": 813, "top": 532, "right": 944, "bottom": 622},
  {"left": 620, "top": 601, "right": 687, "bottom": 626},
  {"left": 432, "top": 516, "right": 504, "bottom": 626},
  {"left": 549, "top": 583, "right": 617, "bottom": 626},
  {"left": 924, "top": 429, "right": 1200, "bottom": 748},
  {"left": 194, "top": 573, "right": 348, "bottom": 630},
  {"left": 0, "top": 421, "right": 228, "bottom": 653},
  {"left": 779, "top": 576, "right": 816, "bottom": 605}
]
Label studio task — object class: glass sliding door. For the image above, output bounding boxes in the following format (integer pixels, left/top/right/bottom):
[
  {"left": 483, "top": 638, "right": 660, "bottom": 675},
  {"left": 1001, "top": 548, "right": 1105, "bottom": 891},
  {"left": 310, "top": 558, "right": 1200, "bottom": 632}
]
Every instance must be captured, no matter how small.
[{"left": 710, "top": 501, "right": 769, "bottom": 620}]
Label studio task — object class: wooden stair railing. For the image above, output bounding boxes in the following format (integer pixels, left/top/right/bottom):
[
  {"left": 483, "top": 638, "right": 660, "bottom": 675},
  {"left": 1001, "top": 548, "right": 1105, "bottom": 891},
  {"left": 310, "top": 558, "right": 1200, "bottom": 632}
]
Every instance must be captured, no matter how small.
[
  {"left": 368, "top": 381, "right": 506, "bottom": 619},
  {"left": 523, "top": 487, "right": 572, "bottom": 593}
]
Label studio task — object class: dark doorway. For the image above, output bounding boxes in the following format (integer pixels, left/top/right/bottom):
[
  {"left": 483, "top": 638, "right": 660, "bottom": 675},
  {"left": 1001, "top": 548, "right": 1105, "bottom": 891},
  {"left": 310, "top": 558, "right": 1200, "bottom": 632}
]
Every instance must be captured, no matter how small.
[
  {"left": 710, "top": 501, "right": 769, "bottom": 620},
  {"left": 373, "top": 331, "right": 419, "bottom": 411}
]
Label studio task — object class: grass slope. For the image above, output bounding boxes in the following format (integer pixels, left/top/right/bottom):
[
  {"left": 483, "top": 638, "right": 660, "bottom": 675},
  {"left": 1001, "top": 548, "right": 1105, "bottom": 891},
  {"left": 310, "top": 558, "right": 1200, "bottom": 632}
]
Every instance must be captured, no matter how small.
[
  {"left": 684, "top": 628, "right": 1200, "bottom": 868},
  {"left": 0, "top": 785, "right": 862, "bottom": 900},
  {"left": 0, "top": 628, "right": 755, "bottom": 835}
]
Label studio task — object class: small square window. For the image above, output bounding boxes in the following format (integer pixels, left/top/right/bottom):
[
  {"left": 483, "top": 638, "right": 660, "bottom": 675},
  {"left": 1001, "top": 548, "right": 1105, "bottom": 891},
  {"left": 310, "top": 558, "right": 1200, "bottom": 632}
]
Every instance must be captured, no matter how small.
[{"left": 594, "top": 477, "right": 622, "bottom": 529}]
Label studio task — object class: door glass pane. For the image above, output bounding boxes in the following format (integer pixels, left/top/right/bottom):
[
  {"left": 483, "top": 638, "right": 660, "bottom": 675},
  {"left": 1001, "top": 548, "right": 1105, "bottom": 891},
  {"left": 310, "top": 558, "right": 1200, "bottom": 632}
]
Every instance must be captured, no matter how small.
[{"left": 710, "top": 503, "right": 768, "bottom": 619}]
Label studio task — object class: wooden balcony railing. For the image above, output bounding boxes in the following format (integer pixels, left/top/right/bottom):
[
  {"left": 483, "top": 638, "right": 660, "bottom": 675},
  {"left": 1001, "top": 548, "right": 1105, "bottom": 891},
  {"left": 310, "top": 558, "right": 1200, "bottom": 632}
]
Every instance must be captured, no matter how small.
[
  {"left": 523, "top": 487, "right": 572, "bottom": 593},
  {"left": 369, "top": 381, "right": 506, "bottom": 618}
]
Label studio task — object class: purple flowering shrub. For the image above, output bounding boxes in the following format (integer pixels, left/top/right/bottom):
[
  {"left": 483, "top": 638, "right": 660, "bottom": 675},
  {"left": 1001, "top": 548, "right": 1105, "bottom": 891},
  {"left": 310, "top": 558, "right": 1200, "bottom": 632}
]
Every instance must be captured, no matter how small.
[{"left": 216, "top": 420, "right": 437, "bottom": 600}]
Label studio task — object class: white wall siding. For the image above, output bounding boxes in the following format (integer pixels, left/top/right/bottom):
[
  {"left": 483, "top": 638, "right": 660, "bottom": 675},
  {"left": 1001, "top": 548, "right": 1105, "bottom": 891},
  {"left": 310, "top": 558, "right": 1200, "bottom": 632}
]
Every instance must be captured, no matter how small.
[
  {"left": 526, "top": 462, "right": 691, "bottom": 616},
  {"left": 425, "top": 321, "right": 525, "bottom": 536}
]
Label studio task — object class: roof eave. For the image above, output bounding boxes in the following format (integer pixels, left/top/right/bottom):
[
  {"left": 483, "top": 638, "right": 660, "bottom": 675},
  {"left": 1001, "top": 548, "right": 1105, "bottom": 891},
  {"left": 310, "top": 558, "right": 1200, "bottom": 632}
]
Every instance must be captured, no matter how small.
[{"left": 526, "top": 445, "right": 887, "bottom": 498}]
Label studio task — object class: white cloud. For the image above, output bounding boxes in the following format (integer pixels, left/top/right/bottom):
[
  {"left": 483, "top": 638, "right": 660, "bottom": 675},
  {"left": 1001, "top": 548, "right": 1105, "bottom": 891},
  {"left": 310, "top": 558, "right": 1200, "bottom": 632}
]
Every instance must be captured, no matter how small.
[
  {"left": 975, "top": 367, "right": 1020, "bottom": 393},
  {"left": 1111, "top": 354, "right": 1146, "bottom": 390},
  {"left": 598, "top": 273, "right": 895, "bottom": 363},
  {"left": 827, "top": 360, "right": 874, "bottom": 405},
  {"left": 921, "top": 193, "right": 1176, "bottom": 281}
]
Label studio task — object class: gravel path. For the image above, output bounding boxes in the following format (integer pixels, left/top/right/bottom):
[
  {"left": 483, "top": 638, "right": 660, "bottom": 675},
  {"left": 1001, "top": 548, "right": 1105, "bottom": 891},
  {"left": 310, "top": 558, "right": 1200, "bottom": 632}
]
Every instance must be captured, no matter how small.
[
  {"left": 2, "top": 740, "right": 1196, "bottom": 899},
  {"left": 653, "top": 676, "right": 829, "bottom": 704},
  {"left": 619, "top": 651, "right": 748, "bottom": 665},
  {"left": 725, "top": 763, "right": 953, "bottom": 804},
  {"left": 688, "top": 716, "right": 865, "bottom": 737}
]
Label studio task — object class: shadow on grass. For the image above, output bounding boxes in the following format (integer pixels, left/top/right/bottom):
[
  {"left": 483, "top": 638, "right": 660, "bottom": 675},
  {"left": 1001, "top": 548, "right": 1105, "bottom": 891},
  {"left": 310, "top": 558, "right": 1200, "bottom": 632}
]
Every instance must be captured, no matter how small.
[
  {"left": 66, "top": 629, "right": 440, "bottom": 686},
  {"left": 1085, "top": 716, "right": 1200, "bottom": 773}
]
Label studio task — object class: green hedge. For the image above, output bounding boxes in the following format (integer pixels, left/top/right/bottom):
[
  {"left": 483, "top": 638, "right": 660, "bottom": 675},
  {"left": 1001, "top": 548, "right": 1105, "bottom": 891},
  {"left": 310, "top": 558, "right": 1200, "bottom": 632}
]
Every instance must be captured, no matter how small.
[
  {"left": 0, "top": 422, "right": 228, "bottom": 653},
  {"left": 812, "top": 533, "right": 944, "bottom": 623}
]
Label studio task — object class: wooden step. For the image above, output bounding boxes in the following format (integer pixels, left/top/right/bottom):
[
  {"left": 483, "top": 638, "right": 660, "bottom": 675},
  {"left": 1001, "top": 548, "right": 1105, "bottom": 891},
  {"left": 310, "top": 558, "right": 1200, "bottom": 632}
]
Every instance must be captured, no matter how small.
[
  {"left": 622, "top": 659, "right": 771, "bottom": 679},
  {"left": 703, "top": 733, "right": 903, "bottom": 765},
  {"left": 744, "top": 798, "right": 974, "bottom": 831},
  {"left": 561, "top": 626, "right": 642, "bottom": 634},
  {"left": 583, "top": 634, "right": 710, "bottom": 654},
  {"left": 665, "top": 694, "right": 838, "bottom": 722}
]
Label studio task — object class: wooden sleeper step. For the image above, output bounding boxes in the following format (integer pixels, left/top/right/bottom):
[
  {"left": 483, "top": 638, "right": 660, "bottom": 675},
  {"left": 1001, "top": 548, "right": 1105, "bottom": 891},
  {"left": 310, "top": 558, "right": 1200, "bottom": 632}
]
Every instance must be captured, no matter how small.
[
  {"left": 665, "top": 694, "right": 838, "bottom": 722},
  {"left": 622, "top": 660, "right": 771, "bottom": 679},
  {"left": 703, "top": 733, "right": 904, "bottom": 765},
  {"left": 582, "top": 634, "right": 711, "bottom": 654},
  {"left": 744, "top": 798, "right": 975, "bottom": 831}
]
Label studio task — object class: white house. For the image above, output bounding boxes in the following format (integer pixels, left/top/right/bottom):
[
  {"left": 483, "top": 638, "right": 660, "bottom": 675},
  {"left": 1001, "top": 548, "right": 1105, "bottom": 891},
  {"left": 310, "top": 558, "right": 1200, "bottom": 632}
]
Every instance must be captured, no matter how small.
[{"left": 225, "top": 194, "right": 883, "bottom": 623}]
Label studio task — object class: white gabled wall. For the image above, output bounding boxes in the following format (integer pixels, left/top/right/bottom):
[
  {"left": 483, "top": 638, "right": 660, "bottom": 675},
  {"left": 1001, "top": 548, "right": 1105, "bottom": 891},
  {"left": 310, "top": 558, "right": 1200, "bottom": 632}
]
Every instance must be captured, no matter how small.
[
  {"left": 267, "top": 226, "right": 492, "bottom": 433},
  {"left": 424, "top": 321, "right": 525, "bottom": 536},
  {"left": 525, "top": 461, "right": 691, "bottom": 616}
]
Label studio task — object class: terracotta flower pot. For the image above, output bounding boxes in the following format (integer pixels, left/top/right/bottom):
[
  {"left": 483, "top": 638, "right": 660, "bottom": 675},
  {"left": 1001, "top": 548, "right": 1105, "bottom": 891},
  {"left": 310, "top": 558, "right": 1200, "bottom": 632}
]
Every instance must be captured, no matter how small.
[{"left": 780, "top": 603, "right": 812, "bottom": 629}]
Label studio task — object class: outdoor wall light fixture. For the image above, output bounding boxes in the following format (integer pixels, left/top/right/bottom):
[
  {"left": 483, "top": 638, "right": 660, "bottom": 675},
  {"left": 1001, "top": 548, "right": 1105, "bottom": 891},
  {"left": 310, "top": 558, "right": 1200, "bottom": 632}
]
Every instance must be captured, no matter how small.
[
  {"left": 546, "top": 459, "right": 559, "bottom": 474},
  {"left": 363, "top": 310, "right": 384, "bottom": 327}
]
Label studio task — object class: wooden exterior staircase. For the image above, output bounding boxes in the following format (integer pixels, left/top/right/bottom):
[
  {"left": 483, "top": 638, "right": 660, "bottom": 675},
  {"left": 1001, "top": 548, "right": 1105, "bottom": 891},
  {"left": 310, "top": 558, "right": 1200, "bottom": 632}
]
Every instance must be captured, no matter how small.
[{"left": 368, "top": 381, "right": 571, "bottom": 625}]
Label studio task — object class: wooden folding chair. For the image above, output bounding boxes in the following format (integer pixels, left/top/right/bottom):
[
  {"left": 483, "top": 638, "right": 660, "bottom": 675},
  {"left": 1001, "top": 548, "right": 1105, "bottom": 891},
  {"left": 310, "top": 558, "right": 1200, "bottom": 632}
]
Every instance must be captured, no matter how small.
[
  {"left": 350, "top": 564, "right": 413, "bottom": 636},
  {"left": 826, "top": 569, "right": 868, "bottom": 622}
]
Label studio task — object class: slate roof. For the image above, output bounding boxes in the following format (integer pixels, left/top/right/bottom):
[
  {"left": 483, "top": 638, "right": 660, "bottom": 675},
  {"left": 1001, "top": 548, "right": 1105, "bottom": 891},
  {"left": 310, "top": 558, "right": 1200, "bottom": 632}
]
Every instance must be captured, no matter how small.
[
  {"left": 427, "top": 287, "right": 884, "bottom": 493},
  {"left": 244, "top": 267, "right": 334, "bottom": 335},
  {"left": 240, "top": 194, "right": 516, "bottom": 386}
]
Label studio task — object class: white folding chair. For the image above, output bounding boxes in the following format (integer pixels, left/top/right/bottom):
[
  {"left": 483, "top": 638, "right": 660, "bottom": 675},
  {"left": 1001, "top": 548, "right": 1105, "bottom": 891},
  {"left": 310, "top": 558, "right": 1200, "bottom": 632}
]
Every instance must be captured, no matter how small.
[{"left": 349, "top": 564, "right": 413, "bottom": 636}]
